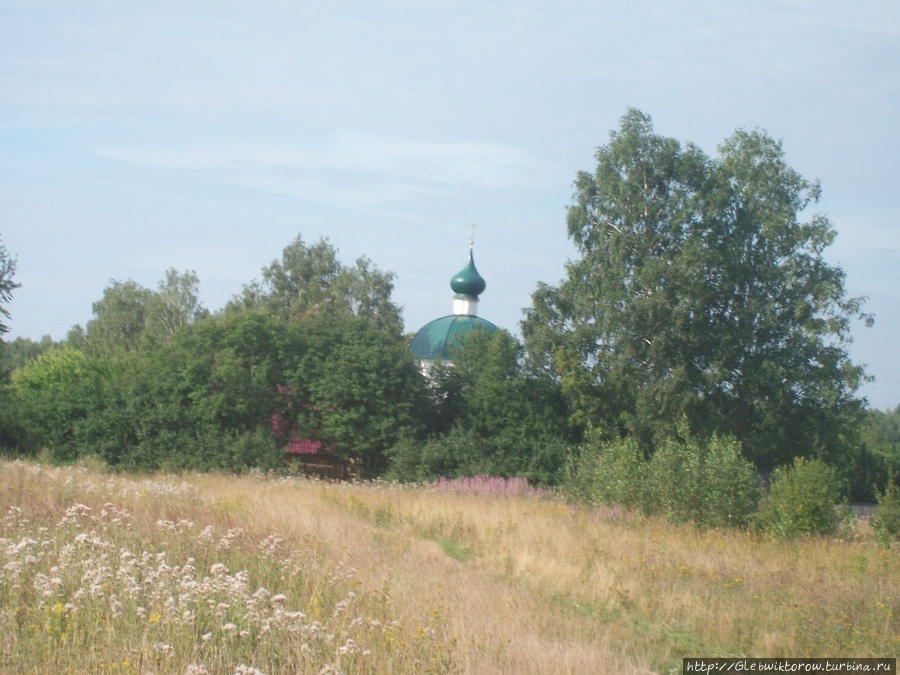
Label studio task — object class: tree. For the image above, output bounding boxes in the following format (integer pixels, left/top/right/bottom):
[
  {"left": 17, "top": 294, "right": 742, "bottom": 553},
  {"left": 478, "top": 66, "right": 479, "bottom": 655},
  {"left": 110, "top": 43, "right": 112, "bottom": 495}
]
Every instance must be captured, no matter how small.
[
  {"left": 80, "top": 269, "right": 206, "bottom": 351},
  {"left": 84, "top": 280, "right": 153, "bottom": 349},
  {"left": 388, "top": 328, "right": 574, "bottom": 484},
  {"left": 147, "top": 269, "right": 208, "bottom": 340},
  {"left": 1, "top": 335, "right": 57, "bottom": 372},
  {"left": 0, "top": 234, "right": 23, "bottom": 450},
  {"left": 0, "top": 234, "right": 20, "bottom": 336},
  {"left": 294, "top": 312, "right": 427, "bottom": 476},
  {"left": 10, "top": 346, "right": 94, "bottom": 457},
  {"left": 523, "top": 109, "right": 871, "bottom": 470},
  {"left": 232, "top": 235, "right": 402, "bottom": 332}
]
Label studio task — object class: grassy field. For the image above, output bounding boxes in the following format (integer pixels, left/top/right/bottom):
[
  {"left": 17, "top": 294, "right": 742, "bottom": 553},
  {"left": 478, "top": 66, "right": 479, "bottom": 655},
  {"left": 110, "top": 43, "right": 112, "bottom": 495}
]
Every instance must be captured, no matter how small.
[{"left": 0, "top": 459, "right": 897, "bottom": 674}]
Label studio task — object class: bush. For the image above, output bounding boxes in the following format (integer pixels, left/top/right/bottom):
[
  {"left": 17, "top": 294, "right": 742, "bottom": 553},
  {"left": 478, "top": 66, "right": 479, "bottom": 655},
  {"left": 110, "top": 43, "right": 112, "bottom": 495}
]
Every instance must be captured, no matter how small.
[
  {"left": 386, "top": 425, "right": 570, "bottom": 486},
  {"left": 872, "top": 476, "right": 900, "bottom": 547},
  {"left": 565, "top": 429, "right": 760, "bottom": 528},
  {"left": 754, "top": 457, "right": 844, "bottom": 538},
  {"left": 648, "top": 432, "right": 760, "bottom": 528},
  {"left": 565, "top": 435, "right": 645, "bottom": 509}
]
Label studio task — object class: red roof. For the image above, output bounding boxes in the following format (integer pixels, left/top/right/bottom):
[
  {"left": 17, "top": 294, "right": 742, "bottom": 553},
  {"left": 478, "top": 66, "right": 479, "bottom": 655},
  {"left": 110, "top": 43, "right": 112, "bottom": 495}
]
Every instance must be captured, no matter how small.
[{"left": 286, "top": 438, "right": 332, "bottom": 455}]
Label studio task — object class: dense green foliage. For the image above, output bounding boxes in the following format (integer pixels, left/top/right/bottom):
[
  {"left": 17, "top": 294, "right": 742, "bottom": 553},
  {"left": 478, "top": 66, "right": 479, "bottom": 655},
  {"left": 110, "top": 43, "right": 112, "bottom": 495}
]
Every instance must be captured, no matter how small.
[
  {"left": 230, "top": 235, "right": 402, "bottom": 334},
  {"left": 566, "top": 427, "right": 760, "bottom": 528},
  {"left": 754, "top": 457, "right": 845, "bottom": 538},
  {"left": 7, "top": 239, "right": 425, "bottom": 475},
  {"left": 851, "top": 407, "right": 900, "bottom": 499},
  {"left": 872, "top": 477, "right": 900, "bottom": 546},
  {"left": 523, "top": 109, "right": 871, "bottom": 471},
  {"left": 387, "top": 328, "right": 574, "bottom": 484},
  {"left": 0, "top": 335, "right": 57, "bottom": 372}
]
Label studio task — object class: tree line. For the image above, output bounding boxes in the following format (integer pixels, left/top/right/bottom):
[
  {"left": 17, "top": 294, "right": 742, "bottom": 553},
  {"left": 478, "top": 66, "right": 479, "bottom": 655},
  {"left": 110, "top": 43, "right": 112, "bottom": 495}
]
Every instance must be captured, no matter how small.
[{"left": 1, "top": 109, "right": 898, "bottom": 510}]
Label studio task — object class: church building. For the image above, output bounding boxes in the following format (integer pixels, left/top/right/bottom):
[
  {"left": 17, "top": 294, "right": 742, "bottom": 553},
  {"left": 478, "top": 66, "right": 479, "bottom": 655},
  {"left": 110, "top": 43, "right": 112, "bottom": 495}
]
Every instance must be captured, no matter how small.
[{"left": 409, "top": 238, "right": 498, "bottom": 370}]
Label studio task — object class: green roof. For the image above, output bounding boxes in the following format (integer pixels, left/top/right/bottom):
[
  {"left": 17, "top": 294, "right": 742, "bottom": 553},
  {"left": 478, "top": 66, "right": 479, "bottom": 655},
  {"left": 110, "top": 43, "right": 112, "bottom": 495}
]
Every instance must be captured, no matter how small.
[
  {"left": 409, "top": 315, "right": 498, "bottom": 360},
  {"left": 450, "top": 248, "right": 486, "bottom": 299}
]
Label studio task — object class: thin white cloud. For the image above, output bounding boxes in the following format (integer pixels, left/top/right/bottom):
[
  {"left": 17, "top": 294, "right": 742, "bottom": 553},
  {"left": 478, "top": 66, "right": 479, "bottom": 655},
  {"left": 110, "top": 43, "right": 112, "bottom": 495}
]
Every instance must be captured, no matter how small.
[{"left": 94, "top": 133, "right": 562, "bottom": 208}]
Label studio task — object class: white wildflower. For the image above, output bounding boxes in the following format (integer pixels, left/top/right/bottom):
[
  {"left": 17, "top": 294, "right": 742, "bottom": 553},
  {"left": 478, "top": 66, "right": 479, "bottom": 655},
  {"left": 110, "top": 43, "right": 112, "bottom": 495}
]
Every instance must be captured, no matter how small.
[
  {"left": 234, "top": 665, "right": 266, "bottom": 675},
  {"left": 153, "top": 642, "right": 175, "bottom": 657},
  {"left": 338, "top": 638, "right": 360, "bottom": 655}
]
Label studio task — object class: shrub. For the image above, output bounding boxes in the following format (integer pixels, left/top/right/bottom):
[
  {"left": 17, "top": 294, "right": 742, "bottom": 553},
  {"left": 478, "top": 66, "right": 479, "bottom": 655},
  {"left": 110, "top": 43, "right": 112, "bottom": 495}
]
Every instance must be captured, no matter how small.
[
  {"left": 872, "top": 476, "right": 900, "bottom": 547},
  {"left": 386, "top": 425, "right": 570, "bottom": 486},
  {"left": 754, "top": 457, "right": 844, "bottom": 538},
  {"left": 648, "top": 432, "right": 760, "bottom": 528},
  {"left": 565, "top": 429, "right": 760, "bottom": 528},
  {"left": 565, "top": 435, "right": 646, "bottom": 509}
]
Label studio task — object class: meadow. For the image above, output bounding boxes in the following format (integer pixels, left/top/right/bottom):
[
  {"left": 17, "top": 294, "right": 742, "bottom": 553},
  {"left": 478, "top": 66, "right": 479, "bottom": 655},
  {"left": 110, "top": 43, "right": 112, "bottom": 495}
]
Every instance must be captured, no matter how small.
[{"left": 0, "top": 459, "right": 896, "bottom": 674}]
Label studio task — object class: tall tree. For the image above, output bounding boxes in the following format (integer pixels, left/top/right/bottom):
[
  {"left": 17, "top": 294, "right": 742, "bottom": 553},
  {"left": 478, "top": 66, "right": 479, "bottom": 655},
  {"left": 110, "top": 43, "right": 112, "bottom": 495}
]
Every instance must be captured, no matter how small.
[
  {"left": 232, "top": 235, "right": 403, "bottom": 332},
  {"left": 85, "top": 280, "right": 153, "bottom": 349},
  {"left": 0, "top": 234, "right": 22, "bottom": 450},
  {"left": 147, "top": 269, "right": 208, "bottom": 339},
  {"left": 0, "top": 234, "right": 19, "bottom": 337},
  {"left": 80, "top": 269, "right": 206, "bottom": 350},
  {"left": 523, "top": 109, "right": 871, "bottom": 470}
]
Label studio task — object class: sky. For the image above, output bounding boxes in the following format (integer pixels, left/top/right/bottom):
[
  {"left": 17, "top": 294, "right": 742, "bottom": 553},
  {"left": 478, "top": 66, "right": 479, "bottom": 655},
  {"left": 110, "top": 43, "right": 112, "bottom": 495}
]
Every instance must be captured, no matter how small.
[{"left": 1, "top": 0, "right": 898, "bottom": 410}]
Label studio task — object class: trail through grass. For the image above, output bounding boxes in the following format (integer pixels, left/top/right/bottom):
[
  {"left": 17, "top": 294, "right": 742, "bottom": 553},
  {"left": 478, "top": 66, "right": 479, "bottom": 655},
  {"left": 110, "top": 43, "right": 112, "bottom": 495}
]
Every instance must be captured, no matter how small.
[{"left": 1, "top": 459, "right": 897, "bottom": 673}]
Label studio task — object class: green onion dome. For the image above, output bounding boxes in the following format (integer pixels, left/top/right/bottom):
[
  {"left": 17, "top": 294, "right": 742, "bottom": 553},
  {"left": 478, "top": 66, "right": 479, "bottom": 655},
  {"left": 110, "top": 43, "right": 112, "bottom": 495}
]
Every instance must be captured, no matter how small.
[{"left": 450, "top": 248, "right": 486, "bottom": 299}]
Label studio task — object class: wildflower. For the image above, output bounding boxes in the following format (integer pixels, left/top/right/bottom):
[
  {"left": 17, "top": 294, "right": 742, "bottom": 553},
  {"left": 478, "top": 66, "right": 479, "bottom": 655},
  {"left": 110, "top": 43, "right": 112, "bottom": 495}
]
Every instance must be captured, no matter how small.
[
  {"left": 223, "top": 622, "right": 238, "bottom": 634},
  {"left": 197, "top": 525, "right": 216, "bottom": 543},
  {"left": 153, "top": 642, "right": 175, "bottom": 657},
  {"left": 217, "top": 528, "right": 244, "bottom": 551},
  {"left": 257, "top": 534, "right": 285, "bottom": 558},
  {"left": 185, "top": 665, "right": 210, "bottom": 675},
  {"left": 234, "top": 665, "right": 266, "bottom": 675},
  {"left": 339, "top": 638, "right": 360, "bottom": 655}
]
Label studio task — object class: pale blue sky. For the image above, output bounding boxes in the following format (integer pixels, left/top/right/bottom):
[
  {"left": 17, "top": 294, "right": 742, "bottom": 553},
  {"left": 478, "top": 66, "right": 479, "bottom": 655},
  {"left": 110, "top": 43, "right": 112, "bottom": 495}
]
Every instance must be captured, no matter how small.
[{"left": 1, "top": 0, "right": 898, "bottom": 409}]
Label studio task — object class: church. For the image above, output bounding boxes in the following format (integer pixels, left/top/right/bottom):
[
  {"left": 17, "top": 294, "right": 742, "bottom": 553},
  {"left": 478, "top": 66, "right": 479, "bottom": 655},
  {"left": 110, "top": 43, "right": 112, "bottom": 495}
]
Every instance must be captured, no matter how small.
[{"left": 408, "top": 238, "right": 498, "bottom": 371}]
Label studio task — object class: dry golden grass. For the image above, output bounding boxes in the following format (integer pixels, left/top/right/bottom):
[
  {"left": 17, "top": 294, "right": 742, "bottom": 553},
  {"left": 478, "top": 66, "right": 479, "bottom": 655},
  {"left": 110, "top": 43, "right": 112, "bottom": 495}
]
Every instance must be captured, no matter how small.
[{"left": 1, "top": 459, "right": 897, "bottom": 674}]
